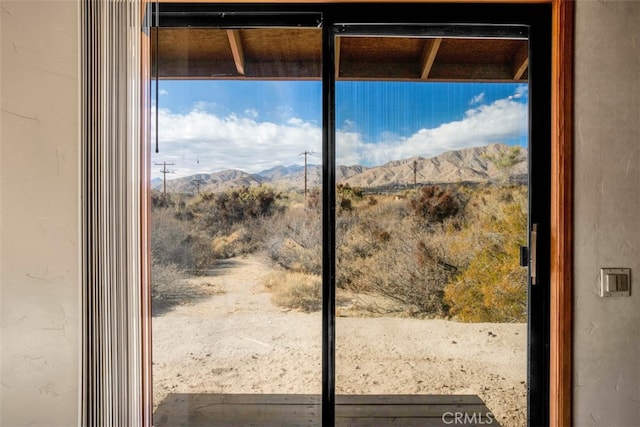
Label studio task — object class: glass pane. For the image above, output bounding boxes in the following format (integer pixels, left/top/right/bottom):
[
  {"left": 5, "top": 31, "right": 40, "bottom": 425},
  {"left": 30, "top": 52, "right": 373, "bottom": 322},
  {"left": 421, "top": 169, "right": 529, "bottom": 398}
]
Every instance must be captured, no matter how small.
[
  {"left": 151, "top": 26, "right": 323, "bottom": 425},
  {"left": 335, "top": 34, "right": 529, "bottom": 427}
]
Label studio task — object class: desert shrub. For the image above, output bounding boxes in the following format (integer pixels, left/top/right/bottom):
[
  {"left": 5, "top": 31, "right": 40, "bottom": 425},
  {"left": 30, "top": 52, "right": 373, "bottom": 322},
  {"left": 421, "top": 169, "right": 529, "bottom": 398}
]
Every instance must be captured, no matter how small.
[
  {"left": 264, "top": 205, "right": 322, "bottom": 274},
  {"left": 444, "top": 242, "right": 526, "bottom": 322},
  {"left": 337, "top": 183, "right": 363, "bottom": 199},
  {"left": 335, "top": 194, "right": 453, "bottom": 316},
  {"left": 444, "top": 187, "right": 528, "bottom": 322},
  {"left": 339, "top": 197, "right": 353, "bottom": 212},
  {"left": 151, "top": 191, "right": 175, "bottom": 209},
  {"left": 306, "top": 188, "right": 322, "bottom": 209},
  {"left": 410, "top": 185, "right": 462, "bottom": 223},
  {"left": 151, "top": 259, "right": 223, "bottom": 315},
  {"left": 215, "top": 186, "right": 277, "bottom": 224},
  {"left": 188, "top": 230, "right": 218, "bottom": 268},
  {"left": 337, "top": 183, "right": 363, "bottom": 213},
  {"left": 483, "top": 145, "right": 524, "bottom": 183},
  {"left": 152, "top": 208, "right": 195, "bottom": 267},
  {"left": 210, "top": 222, "right": 268, "bottom": 259},
  {"left": 188, "top": 185, "right": 283, "bottom": 236},
  {"left": 151, "top": 204, "right": 218, "bottom": 269},
  {"left": 154, "top": 186, "right": 284, "bottom": 262},
  {"left": 338, "top": 220, "right": 452, "bottom": 316},
  {"left": 333, "top": 184, "right": 527, "bottom": 320},
  {"left": 150, "top": 179, "right": 527, "bottom": 322},
  {"left": 151, "top": 259, "right": 186, "bottom": 301},
  {"left": 263, "top": 270, "right": 321, "bottom": 312},
  {"left": 151, "top": 191, "right": 194, "bottom": 211},
  {"left": 212, "top": 228, "right": 244, "bottom": 258}
]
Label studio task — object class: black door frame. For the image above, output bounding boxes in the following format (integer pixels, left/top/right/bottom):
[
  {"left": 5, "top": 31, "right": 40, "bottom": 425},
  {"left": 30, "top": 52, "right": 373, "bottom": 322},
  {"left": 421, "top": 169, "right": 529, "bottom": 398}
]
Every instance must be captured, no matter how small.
[{"left": 155, "top": 4, "right": 552, "bottom": 426}]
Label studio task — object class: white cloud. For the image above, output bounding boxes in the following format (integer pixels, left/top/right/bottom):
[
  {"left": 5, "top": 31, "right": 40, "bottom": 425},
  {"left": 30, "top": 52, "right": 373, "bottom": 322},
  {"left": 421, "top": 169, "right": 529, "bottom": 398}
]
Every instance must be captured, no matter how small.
[
  {"left": 510, "top": 85, "right": 529, "bottom": 100},
  {"left": 244, "top": 108, "right": 258, "bottom": 119},
  {"left": 340, "top": 119, "right": 357, "bottom": 133},
  {"left": 152, "top": 89, "right": 528, "bottom": 179},
  {"left": 336, "top": 95, "right": 527, "bottom": 166},
  {"left": 159, "top": 89, "right": 169, "bottom": 96},
  {"left": 469, "top": 92, "right": 485, "bottom": 105},
  {"left": 152, "top": 108, "right": 322, "bottom": 178}
]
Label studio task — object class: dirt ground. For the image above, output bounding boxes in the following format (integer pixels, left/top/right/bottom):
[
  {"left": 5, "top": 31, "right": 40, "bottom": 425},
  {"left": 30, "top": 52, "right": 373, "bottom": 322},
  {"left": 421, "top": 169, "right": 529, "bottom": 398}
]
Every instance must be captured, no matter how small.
[{"left": 152, "top": 253, "right": 527, "bottom": 427}]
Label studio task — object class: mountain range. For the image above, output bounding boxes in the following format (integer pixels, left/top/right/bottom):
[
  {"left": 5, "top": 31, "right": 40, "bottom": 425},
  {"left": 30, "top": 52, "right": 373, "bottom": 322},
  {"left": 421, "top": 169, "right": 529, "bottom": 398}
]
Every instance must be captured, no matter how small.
[{"left": 152, "top": 143, "right": 527, "bottom": 194}]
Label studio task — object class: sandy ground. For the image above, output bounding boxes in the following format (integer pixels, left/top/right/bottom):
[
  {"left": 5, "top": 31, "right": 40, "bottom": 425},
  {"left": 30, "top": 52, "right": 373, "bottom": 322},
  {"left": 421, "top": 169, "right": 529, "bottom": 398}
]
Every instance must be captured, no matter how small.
[{"left": 152, "top": 253, "right": 527, "bottom": 427}]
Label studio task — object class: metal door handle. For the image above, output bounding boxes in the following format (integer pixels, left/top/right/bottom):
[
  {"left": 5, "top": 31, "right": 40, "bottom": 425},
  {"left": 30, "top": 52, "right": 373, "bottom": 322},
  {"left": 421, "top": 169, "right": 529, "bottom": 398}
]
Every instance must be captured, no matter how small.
[{"left": 530, "top": 223, "right": 538, "bottom": 285}]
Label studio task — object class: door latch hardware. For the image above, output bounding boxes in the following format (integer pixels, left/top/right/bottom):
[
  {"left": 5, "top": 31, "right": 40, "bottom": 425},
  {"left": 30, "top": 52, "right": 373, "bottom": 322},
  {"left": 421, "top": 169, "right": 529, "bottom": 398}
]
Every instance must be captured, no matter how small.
[
  {"left": 530, "top": 224, "right": 538, "bottom": 285},
  {"left": 520, "top": 246, "right": 529, "bottom": 267}
]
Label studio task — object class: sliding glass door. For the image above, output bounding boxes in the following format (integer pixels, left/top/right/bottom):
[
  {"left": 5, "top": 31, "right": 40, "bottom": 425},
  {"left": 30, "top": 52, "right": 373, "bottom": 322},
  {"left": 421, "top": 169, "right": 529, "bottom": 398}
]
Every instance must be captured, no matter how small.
[
  {"left": 150, "top": 5, "right": 551, "bottom": 426},
  {"left": 333, "top": 28, "right": 531, "bottom": 427},
  {"left": 151, "top": 19, "right": 325, "bottom": 425}
]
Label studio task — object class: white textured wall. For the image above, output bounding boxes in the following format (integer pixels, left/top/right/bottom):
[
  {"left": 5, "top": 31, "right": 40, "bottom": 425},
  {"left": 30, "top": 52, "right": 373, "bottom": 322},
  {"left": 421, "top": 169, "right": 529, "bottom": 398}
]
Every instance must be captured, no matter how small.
[
  {"left": 574, "top": 0, "right": 640, "bottom": 425},
  {"left": 0, "top": 1, "right": 80, "bottom": 425}
]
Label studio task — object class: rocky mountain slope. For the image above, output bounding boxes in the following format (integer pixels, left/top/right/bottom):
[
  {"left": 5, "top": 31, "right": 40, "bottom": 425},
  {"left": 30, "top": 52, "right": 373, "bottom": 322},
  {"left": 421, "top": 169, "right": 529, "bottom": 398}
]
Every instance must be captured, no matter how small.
[{"left": 153, "top": 143, "right": 527, "bottom": 193}]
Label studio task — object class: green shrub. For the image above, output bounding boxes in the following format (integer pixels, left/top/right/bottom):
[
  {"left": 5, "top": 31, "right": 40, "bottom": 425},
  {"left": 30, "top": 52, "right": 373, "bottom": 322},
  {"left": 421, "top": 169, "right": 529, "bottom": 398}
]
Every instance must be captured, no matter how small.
[
  {"left": 444, "top": 188, "right": 527, "bottom": 322},
  {"left": 337, "top": 183, "right": 363, "bottom": 213}
]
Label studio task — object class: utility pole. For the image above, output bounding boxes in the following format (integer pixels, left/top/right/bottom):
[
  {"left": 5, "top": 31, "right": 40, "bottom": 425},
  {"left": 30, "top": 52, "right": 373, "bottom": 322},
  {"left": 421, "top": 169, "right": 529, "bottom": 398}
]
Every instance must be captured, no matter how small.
[
  {"left": 299, "top": 150, "right": 314, "bottom": 201},
  {"left": 155, "top": 161, "right": 174, "bottom": 196},
  {"left": 412, "top": 160, "right": 418, "bottom": 189},
  {"left": 192, "top": 177, "right": 205, "bottom": 195},
  {"left": 409, "top": 160, "right": 425, "bottom": 190}
]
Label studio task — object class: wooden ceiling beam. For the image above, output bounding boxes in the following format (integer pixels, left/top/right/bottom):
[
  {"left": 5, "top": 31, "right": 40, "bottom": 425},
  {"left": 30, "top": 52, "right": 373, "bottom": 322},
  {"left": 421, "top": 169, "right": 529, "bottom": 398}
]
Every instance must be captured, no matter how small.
[
  {"left": 428, "top": 62, "right": 513, "bottom": 81},
  {"left": 420, "top": 37, "right": 442, "bottom": 80},
  {"left": 512, "top": 43, "right": 529, "bottom": 80},
  {"left": 227, "top": 29, "right": 246, "bottom": 76},
  {"left": 158, "top": 60, "right": 321, "bottom": 79}
]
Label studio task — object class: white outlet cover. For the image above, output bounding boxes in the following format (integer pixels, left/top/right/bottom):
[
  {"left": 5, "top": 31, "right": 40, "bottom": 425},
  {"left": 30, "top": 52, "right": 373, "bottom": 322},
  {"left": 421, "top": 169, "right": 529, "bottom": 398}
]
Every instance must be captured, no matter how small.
[{"left": 600, "top": 268, "right": 631, "bottom": 297}]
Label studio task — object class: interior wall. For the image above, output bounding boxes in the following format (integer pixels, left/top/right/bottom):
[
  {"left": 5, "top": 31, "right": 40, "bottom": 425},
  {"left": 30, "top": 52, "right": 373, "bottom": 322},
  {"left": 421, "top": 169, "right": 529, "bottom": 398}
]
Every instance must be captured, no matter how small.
[
  {"left": 573, "top": 0, "right": 640, "bottom": 425},
  {"left": 0, "top": 1, "right": 80, "bottom": 425}
]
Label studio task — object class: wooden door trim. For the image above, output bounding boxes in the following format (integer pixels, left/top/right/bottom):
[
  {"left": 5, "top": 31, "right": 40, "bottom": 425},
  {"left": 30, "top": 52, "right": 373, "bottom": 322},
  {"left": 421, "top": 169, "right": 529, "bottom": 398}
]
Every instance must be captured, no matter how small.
[{"left": 550, "top": 0, "right": 573, "bottom": 425}]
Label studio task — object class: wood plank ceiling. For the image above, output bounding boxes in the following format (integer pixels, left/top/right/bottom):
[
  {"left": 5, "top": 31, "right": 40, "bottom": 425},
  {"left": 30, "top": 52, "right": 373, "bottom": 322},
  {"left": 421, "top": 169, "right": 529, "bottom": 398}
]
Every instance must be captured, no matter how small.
[{"left": 153, "top": 28, "right": 528, "bottom": 82}]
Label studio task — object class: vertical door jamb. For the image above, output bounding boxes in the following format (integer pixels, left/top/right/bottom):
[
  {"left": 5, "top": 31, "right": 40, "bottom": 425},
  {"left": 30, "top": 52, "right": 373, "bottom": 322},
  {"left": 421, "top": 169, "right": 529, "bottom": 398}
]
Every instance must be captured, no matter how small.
[{"left": 322, "top": 13, "right": 337, "bottom": 427}]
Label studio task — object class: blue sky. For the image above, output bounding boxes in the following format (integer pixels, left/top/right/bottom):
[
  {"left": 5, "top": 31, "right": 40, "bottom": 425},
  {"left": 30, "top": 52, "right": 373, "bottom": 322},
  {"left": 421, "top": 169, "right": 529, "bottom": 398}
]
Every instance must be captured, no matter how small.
[{"left": 152, "top": 80, "right": 528, "bottom": 179}]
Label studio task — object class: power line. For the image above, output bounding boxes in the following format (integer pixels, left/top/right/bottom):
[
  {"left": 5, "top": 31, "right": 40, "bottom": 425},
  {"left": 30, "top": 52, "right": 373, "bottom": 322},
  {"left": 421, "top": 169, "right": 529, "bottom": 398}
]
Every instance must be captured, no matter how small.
[
  {"left": 412, "top": 160, "right": 418, "bottom": 189},
  {"left": 192, "top": 177, "right": 205, "bottom": 195},
  {"left": 409, "top": 159, "right": 425, "bottom": 190},
  {"left": 299, "top": 150, "right": 314, "bottom": 202},
  {"left": 154, "top": 161, "right": 175, "bottom": 195}
]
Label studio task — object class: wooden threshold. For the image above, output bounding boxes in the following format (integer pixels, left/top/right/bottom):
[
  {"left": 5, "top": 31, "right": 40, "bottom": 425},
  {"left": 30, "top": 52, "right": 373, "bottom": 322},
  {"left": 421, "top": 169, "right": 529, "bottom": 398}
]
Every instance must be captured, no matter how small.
[{"left": 153, "top": 394, "right": 499, "bottom": 426}]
